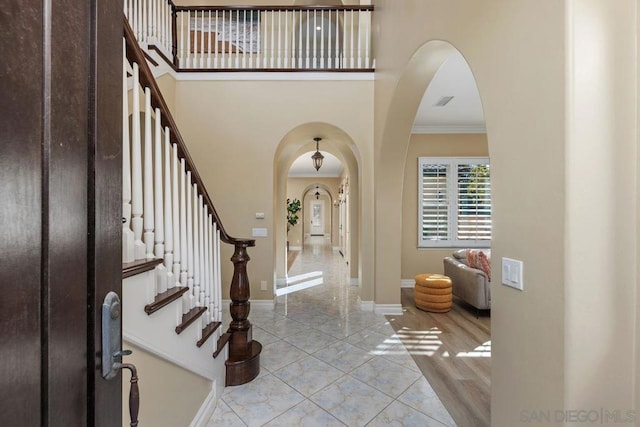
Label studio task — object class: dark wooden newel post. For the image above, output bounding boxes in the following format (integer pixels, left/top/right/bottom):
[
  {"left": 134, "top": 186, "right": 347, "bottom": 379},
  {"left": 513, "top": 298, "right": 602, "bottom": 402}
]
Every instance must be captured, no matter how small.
[{"left": 225, "top": 239, "right": 262, "bottom": 386}]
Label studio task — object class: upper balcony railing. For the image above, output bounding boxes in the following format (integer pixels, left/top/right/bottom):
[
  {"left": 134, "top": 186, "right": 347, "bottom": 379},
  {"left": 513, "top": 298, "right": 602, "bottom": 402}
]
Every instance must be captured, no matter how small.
[{"left": 124, "top": 0, "right": 374, "bottom": 71}]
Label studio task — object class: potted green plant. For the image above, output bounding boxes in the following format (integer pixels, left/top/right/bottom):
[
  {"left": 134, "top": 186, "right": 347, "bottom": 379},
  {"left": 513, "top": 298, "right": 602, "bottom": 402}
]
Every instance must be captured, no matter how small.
[{"left": 286, "top": 198, "right": 301, "bottom": 251}]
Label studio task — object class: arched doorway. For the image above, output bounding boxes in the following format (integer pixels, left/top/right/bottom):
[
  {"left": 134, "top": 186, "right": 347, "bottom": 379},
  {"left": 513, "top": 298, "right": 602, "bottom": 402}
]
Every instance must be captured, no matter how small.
[{"left": 273, "top": 122, "right": 361, "bottom": 293}]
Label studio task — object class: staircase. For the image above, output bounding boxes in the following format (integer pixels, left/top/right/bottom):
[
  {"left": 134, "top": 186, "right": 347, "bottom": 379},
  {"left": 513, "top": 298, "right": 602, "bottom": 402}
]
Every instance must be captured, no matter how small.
[{"left": 121, "top": 11, "right": 262, "bottom": 421}]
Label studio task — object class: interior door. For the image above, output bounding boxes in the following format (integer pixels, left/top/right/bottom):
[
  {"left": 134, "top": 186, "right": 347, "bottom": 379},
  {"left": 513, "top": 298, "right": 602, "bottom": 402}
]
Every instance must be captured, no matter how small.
[
  {"left": 0, "top": 0, "right": 122, "bottom": 425},
  {"left": 310, "top": 200, "right": 325, "bottom": 236}
]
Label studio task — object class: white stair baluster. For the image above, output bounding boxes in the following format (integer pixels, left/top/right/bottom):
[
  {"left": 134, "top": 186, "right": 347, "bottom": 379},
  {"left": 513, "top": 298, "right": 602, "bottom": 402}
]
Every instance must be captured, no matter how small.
[
  {"left": 192, "top": 11, "right": 198, "bottom": 68},
  {"left": 122, "top": 40, "right": 135, "bottom": 263},
  {"left": 143, "top": 88, "right": 155, "bottom": 260},
  {"left": 164, "top": 130, "right": 175, "bottom": 289},
  {"left": 211, "top": 221, "right": 218, "bottom": 322},
  {"left": 216, "top": 227, "right": 222, "bottom": 321},
  {"left": 283, "top": 10, "right": 288, "bottom": 68},
  {"left": 350, "top": 9, "right": 354, "bottom": 68},
  {"left": 198, "top": 195, "right": 206, "bottom": 309},
  {"left": 277, "top": 10, "right": 281, "bottom": 68},
  {"left": 327, "top": 10, "right": 332, "bottom": 68},
  {"left": 179, "top": 159, "right": 189, "bottom": 312},
  {"left": 312, "top": 9, "right": 317, "bottom": 68},
  {"left": 186, "top": 172, "right": 195, "bottom": 309},
  {"left": 192, "top": 184, "right": 201, "bottom": 307},
  {"left": 171, "top": 143, "right": 181, "bottom": 285},
  {"left": 130, "top": 64, "right": 145, "bottom": 260},
  {"left": 204, "top": 208, "right": 211, "bottom": 323},
  {"left": 214, "top": 11, "right": 219, "bottom": 68},
  {"left": 320, "top": 10, "right": 325, "bottom": 68},
  {"left": 221, "top": 10, "right": 226, "bottom": 68},
  {"left": 357, "top": 10, "right": 362, "bottom": 68},
  {"left": 365, "top": 10, "right": 370, "bottom": 68},
  {"left": 335, "top": 9, "right": 340, "bottom": 68},
  {"left": 154, "top": 108, "right": 167, "bottom": 293},
  {"left": 186, "top": 11, "right": 191, "bottom": 68},
  {"left": 249, "top": 10, "right": 253, "bottom": 68},
  {"left": 179, "top": 11, "right": 184, "bottom": 68},
  {"left": 270, "top": 11, "right": 275, "bottom": 68},
  {"left": 207, "top": 11, "right": 212, "bottom": 68},
  {"left": 305, "top": 10, "right": 310, "bottom": 68}
]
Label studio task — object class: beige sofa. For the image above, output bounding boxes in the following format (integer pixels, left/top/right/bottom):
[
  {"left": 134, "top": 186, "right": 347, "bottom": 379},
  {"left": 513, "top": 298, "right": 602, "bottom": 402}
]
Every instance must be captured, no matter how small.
[{"left": 443, "top": 249, "right": 491, "bottom": 311}]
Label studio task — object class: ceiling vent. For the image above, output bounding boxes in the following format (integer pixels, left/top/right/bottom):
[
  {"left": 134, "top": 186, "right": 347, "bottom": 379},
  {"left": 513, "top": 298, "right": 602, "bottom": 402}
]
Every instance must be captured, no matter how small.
[{"left": 434, "top": 96, "right": 454, "bottom": 107}]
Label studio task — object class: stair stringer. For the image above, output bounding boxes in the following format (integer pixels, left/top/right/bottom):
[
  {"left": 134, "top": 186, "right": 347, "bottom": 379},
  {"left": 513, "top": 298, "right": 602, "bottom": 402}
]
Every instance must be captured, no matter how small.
[{"left": 122, "top": 270, "right": 228, "bottom": 399}]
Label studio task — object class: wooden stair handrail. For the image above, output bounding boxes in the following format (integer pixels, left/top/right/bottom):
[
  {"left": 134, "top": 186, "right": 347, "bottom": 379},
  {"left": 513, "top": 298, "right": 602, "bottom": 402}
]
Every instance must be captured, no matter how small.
[{"left": 123, "top": 15, "right": 254, "bottom": 248}]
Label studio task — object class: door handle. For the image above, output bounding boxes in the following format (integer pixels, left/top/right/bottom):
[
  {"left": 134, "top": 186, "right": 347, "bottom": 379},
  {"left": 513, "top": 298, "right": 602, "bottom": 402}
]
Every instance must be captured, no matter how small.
[{"left": 102, "top": 292, "right": 139, "bottom": 427}]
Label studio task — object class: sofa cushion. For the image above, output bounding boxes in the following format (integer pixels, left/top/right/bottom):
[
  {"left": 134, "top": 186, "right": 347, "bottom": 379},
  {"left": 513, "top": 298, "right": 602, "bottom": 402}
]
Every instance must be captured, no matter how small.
[
  {"left": 467, "top": 249, "right": 492, "bottom": 282},
  {"left": 452, "top": 249, "right": 469, "bottom": 265}
]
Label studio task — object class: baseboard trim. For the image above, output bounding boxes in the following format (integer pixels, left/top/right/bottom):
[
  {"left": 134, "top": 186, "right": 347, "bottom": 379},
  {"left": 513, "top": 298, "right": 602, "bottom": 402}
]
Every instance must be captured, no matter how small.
[
  {"left": 374, "top": 304, "right": 404, "bottom": 316},
  {"left": 359, "top": 300, "right": 374, "bottom": 312},
  {"left": 401, "top": 279, "right": 415, "bottom": 288},
  {"left": 189, "top": 383, "right": 217, "bottom": 427}
]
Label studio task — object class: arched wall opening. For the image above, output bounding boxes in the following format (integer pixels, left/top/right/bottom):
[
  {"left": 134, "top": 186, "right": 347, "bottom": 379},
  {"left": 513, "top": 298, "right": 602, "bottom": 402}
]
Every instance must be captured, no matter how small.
[{"left": 273, "top": 122, "right": 362, "bottom": 291}]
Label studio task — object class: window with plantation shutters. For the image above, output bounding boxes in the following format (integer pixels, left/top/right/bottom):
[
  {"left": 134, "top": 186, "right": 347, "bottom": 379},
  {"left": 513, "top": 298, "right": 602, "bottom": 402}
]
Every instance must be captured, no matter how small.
[{"left": 418, "top": 157, "right": 491, "bottom": 247}]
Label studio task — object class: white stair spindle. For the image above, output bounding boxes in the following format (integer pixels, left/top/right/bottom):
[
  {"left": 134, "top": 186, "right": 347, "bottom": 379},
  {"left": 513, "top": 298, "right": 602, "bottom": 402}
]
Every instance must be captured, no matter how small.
[
  {"left": 249, "top": 10, "right": 254, "bottom": 68},
  {"left": 270, "top": 11, "right": 275, "bottom": 68},
  {"left": 261, "top": 10, "right": 267, "bottom": 68},
  {"left": 276, "top": 10, "right": 281, "bottom": 68},
  {"left": 365, "top": 10, "right": 370, "bottom": 68},
  {"left": 122, "top": 40, "right": 135, "bottom": 264},
  {"left": 214, "top": 11, "right": 219, "bottom": 68},
  {"left": 143, "top": 88, "right": 155, "bottom": 259},
  {"left": 179, "top": 11, "right": 184, "bottom": 68},
  {"left": 357, "top": 10, "right": 362, "bottom": 68},
  {"left": 164, "top": 130, "right": 175, "bottom": 289},
  {"left": 350, "top": 10, "right": 354, "bottom": 68},
  {"left": 327, "top": 10, "right": 332, "bottom": 68},
  {"left": 290, "top": 10, "right": 295, "bottom": 68},
  {"left": 192, "top": 184, "right": 201, "bottom": 307},
  {"left": 186, "top": 171, "right": 195, "bottom": 309},
  {"left": 154, "top": 108, "right": 167, "bottom": 293},
  {"left": 148, "top": 0, "right": 154, "bottom": 41},
  {"left": 141, "top": 0, "right": 146, "bottom": 42},
  {"left": 335, "top": 9, "right": 341, "bottom": 68},
  {"left": 320, "top": 10, "right": 325, "bottom": 68},
  {"left": 242, "top": 10, "right": 247, "bottom": 69},
  {"left": 203, "top": 208, "right": 211, "bottom": 323},
  {"left": 221, "top": 11, "right": 226, "bottom": 68},
  {"left": 207, "top": 11, "right": 212, "bottom": 68},
  {"left": 192, "top": 11, "right": 198, "bottom": 68},
  {"left": 186, "top": 11, "right": 191, "bottom": 68},
  {"left": 305, "top": 10, "right": 310, "bottom": 68},
  {"left": 171, "top": 143, "right": 181, "bottom": 285},
  {"left": 312, "top": 9, "right": 317, "bottom": 68},
  {"left": 284, "top": 10, "right": 288, "bottom": 68},
  {"left": 216, "top": 227, "right": 222, "bottom": 321},
  {"left": 130, "top": 64, "right": 145, "bottom": 260},
  {"left": 179, "top": 159, "right": 189, "bottom": 312},
  {"left": 200, "top": 11, "right": 205, "bottom": 68},
  {"left": 198, "top": 196, "right": 206, "bottom": 309},
  {"left": 211, "top": 221, "right": 218, "bottom": 321}
]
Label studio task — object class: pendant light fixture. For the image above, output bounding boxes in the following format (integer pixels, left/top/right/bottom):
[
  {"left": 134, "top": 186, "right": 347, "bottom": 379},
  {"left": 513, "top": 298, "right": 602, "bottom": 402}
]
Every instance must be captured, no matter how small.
[{"left": 311, "top": 137, "right": 324, "bottom": 171}]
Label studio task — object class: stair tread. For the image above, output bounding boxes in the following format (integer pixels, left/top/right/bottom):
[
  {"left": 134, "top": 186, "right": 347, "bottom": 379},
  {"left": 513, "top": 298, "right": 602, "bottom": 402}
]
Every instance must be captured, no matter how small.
[
  {"left": 144, "top": 286, "right": 189, "bottom": 315},
  {"left": 213, "top": 333, "right": 231, "bottom": 358},
  {"left": 175, "top": 306, "right": 208, "bottom": 335},
  {"left": 122, "top": 258, "right": 163, "bottom": 279},
  {"left": 197, "top": 321, "right": 222, "bottom": 347}
]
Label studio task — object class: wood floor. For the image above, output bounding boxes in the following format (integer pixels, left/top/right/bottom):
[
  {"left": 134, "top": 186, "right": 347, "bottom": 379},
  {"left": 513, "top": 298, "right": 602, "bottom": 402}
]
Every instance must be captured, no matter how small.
[{"left": 386, "top": 289, "right": 491, "bottom": 427}]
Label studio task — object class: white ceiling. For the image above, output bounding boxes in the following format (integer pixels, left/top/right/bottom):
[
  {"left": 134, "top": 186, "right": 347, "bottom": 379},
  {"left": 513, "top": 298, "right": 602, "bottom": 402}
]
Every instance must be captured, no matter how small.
[
  {"left": 288, "top": 52, "right": 485, "bottom": 178},
  {"left": 288, "top": 151, "right": 344, "bottom": 178},
  {"left": 412, "top": 51, "right": 486, "bottom": 133}
]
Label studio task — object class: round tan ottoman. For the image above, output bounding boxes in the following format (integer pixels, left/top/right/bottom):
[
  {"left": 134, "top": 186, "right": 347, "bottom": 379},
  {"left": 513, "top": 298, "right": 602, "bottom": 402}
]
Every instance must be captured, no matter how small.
[{"left": 414, "top": 274, "right": 452, "bottom": 313}]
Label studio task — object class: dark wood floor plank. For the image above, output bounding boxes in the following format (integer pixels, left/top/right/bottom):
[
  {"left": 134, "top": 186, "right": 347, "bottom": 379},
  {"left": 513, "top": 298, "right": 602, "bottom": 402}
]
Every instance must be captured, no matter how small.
[{"left": 386, "top": 289, "right": 491, "bottom": 427}]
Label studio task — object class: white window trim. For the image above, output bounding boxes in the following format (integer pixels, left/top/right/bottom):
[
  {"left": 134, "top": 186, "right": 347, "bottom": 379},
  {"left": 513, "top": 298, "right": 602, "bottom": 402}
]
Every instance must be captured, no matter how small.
[{"left": 418, "top": 156, "right": 491, "bottom": 248}]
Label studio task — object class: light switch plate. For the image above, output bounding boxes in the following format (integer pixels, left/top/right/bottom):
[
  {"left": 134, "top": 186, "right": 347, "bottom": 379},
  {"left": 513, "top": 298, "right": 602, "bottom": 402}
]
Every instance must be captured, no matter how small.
[
  {"left": 255, "top": 212, "right": 265, "bottom": 219},
  {"left": 252, "top": 228, "right": 267, "bottom": 237},
  {"left": 502, "top": 257, "right": 523, "bottom": 290}
]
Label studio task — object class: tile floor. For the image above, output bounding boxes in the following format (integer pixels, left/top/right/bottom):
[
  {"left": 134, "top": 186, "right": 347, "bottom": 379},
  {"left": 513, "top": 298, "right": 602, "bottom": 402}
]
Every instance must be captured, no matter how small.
[{"left": 207, "top": 237, "right": 456, "bottom": 427}]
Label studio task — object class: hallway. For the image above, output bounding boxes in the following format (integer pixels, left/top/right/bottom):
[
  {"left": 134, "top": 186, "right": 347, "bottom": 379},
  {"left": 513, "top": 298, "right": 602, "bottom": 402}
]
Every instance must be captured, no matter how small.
[{"left": 207, "top": 237, "right": 455, "bottom": 426}]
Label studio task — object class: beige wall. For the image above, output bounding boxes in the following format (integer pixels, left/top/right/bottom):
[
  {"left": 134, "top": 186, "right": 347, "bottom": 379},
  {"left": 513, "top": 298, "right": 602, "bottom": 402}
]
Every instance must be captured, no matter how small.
[
  {"left": 172, "top": 78, "right": 374, "bottom": 300},
  {"left": 373, "top": 0, "right": 637, "bottom": 425},
  {"left": 401, "top": 134, "right": 488, "bottom": 279},
  {"left": 122, "top": 342, "right": 212, "bottom": 427}
]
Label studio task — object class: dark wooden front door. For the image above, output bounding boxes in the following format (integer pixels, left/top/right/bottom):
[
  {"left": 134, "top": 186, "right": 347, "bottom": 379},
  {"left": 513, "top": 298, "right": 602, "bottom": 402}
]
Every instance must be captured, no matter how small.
[{"left": 0, "top": 0, "right": 122, "bottom": 425}]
